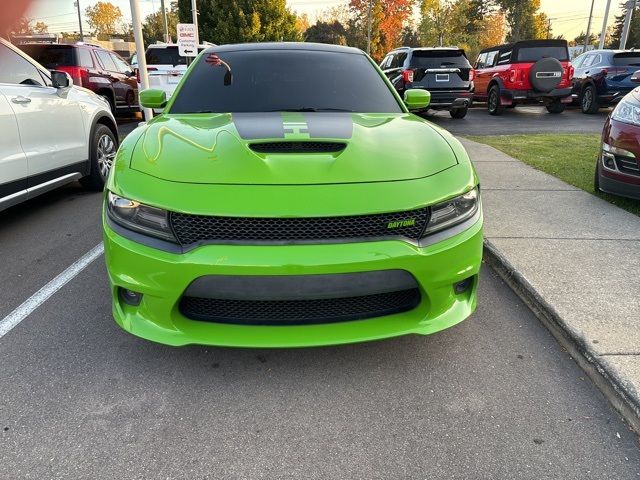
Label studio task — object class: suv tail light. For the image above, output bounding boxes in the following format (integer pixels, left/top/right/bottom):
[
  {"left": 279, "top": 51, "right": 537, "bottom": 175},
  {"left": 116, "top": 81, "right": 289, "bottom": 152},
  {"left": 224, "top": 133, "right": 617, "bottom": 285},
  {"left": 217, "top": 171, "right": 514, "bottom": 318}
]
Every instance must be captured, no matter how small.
[
  {"left": 57, "top": 66, "right": 88, "bottom": 87},
  {"left": 402, "top": 69, "right": 414, "bottom": 83},
  {"left": 468, "top": 69, "right": 475, "bottom": 82},
  {"left": 136, "top": 67, "right": 157, "bottom": 83},
  {"left": 603, "top": 67, "right": 628, "bottom": 78}
]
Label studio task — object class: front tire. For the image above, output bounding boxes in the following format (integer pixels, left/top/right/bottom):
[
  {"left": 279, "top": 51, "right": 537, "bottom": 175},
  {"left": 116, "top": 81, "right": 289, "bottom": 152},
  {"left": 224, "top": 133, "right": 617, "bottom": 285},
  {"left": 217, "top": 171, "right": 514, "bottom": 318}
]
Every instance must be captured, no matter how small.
[
  {"left": 450, "top": 106, "right": 468, "bottom": 119},
  {"left": 80, "top": 124, "right": 118, "bottom": 191},
  {"left": 488, "top": 85, "right": 504, "bottom": 115},
  {"left": 581, "top": 85, "right": 599, "bottom": 114},
  {"left": 546, "top": 99, "right": 566, "bottom": 114}
]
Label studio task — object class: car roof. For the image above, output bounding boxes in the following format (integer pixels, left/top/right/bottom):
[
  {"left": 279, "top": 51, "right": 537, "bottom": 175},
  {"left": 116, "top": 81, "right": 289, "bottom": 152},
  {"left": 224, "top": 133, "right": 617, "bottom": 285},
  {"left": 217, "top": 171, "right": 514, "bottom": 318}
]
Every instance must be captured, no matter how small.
[
  {"left": 390, "top": 47, "right": 462, "bottom": 53},
  {"left": 201, "top": 42, "right": 363, "bottom": 55},
  {"left": 479, "top": 39, "right": 568, "bottom": 54}
]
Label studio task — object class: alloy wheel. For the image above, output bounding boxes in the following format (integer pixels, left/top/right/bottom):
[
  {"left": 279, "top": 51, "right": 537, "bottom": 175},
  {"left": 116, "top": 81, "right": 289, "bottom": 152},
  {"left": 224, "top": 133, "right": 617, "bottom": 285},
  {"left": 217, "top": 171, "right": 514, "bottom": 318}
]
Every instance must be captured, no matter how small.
[{"left": 97, "top": 134, "right": 116, "bottom": 178}]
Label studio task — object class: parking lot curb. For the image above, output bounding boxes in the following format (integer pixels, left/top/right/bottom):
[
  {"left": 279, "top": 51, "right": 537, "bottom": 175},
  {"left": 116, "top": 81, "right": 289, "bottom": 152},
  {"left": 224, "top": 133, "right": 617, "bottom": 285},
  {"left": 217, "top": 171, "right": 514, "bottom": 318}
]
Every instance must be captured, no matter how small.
[{"left": 483, "top": 239, "right": 640, "bottom": 434}]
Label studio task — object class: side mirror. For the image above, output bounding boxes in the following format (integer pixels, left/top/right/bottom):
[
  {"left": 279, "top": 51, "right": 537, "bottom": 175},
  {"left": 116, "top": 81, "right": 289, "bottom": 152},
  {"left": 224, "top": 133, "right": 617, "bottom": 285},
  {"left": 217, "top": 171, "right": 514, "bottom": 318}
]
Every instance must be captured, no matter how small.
[
  {"left": 404, "top": 89, "right": 431, "bottom": 111},
  {"left": 139, "top": 88, "right": 167, "bottom": 109},
  {"left": 50, "top": 70, "right": 70, "bottom": 88},
  {"left": 631, "top": 70, "right": 640, "bottom": 83}
]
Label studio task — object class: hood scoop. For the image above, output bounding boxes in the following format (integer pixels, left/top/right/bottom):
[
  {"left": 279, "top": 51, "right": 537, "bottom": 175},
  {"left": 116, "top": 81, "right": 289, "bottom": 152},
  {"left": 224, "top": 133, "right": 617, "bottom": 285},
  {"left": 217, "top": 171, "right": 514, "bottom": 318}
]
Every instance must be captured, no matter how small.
[{"left": 249, "top": 141, "right": 346, "bottom": 154}]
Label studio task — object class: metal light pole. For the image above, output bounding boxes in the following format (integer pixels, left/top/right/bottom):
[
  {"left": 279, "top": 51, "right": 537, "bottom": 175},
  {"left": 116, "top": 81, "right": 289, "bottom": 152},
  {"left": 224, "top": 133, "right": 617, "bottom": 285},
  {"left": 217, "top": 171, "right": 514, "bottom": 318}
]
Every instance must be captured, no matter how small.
[
  {"left": 130, "top": 0, "right": 152, "bottom": 121},
  {"left": 584, "top": 0, "right": 595, "bottom": 52},
  {"left": 599, "top": 0, "right": 612, "bottom": 49},
  {"left": 160, "top": 0, "right": 170, "bottom": 42},
  {"left": 620, "top": 0, "right": 636, "bottom": 50},
  {"left": 74, "top": 0, "right": 84, "bottom": 41},
  {"left": 366, "top": 0, "right": 372, "bottom": 55},
  {"left": 191, "top": 0, "right": 200, "bottom": 45}
]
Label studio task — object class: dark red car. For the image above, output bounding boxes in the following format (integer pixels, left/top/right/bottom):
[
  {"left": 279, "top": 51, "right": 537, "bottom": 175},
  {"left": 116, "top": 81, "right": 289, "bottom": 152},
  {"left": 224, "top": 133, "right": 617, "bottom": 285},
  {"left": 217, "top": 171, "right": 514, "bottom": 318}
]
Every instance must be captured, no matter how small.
[
  {"left": 19, "top": 42, "right": 138, "bottom": 114},
  {"left": 474, "top": 39, "right": 573, "bottom": 115},
  {"left": 596, "top": 80, "right": 640, "bottom": 200}
]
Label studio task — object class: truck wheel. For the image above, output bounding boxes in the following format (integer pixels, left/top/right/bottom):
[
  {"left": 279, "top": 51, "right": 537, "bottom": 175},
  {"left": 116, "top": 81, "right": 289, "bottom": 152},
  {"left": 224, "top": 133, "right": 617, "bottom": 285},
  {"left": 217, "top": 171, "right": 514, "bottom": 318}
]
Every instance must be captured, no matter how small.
[
  {"left": 581, "top": 85, "right": 600, "bottom": 114},
  {"left": 488, "top": 85, "right": 504, "bottom": 116},
  {"left": 450, "top": 106, "right": 468, "bottom": 119},
  {"left": 546, "top": 100, "right": 566, "bottom": 114}
]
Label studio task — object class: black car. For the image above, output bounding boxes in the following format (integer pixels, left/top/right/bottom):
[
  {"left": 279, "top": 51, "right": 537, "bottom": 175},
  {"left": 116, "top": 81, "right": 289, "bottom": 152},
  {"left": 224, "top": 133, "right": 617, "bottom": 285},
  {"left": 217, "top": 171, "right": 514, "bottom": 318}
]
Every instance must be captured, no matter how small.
[
  {"left": 380, "top": 47, "right": 474, "bottom": 119},
  {"left": 571, "top": 49, "right": 640, "bottom": 114}
]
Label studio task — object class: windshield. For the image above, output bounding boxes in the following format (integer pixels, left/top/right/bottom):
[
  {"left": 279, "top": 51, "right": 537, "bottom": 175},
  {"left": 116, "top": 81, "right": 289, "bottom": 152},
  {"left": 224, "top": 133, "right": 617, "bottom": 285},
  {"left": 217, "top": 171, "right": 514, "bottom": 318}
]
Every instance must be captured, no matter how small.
[
  {"left": 613, "top": 52, "right": 640, "bottom": 67},
  {"left": 19, "top": 45, "right": 74, "bottom": 68},
  {"left": 410, "top": 50, "right": 470, "bottom": 68},
  {"left": 169, "top": 49, "right": 403, "bottom": 114},
  {"left": 145, "top": 46, "right": 205, "bottom": 66},
  {"left": 516, "top": 46, "right": 569, "bottom": 62}
]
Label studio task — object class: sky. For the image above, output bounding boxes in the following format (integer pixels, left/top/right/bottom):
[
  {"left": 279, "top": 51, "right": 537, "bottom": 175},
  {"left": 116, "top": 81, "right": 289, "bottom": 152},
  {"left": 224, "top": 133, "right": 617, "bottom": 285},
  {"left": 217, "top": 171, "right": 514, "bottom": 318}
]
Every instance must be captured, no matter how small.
[{"left": 27, "top": 0, "right": 624, "bottom": 41}]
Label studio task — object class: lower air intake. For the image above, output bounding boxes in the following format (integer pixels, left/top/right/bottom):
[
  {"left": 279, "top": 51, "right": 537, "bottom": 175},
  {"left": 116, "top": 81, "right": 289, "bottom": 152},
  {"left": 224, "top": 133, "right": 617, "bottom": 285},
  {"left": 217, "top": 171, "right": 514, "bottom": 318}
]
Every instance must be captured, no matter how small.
[{"left": 179, "top": 288, "right": 421, "bottom": 326}]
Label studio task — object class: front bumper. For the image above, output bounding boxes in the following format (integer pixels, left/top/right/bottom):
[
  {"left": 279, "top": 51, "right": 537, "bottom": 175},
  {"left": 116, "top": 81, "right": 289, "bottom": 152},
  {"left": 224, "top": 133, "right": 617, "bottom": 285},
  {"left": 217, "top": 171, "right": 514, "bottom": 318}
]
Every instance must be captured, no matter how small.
[{"left": 103, "top": 213, "right": 483, "bottom": 348}]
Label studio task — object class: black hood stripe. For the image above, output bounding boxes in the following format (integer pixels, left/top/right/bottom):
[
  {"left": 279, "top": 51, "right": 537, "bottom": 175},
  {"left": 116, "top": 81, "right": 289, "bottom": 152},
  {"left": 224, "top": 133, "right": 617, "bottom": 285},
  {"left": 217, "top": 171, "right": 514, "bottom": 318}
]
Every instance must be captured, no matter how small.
[{"left": 232, "top": 113, "right": 353, "bottom": 140}]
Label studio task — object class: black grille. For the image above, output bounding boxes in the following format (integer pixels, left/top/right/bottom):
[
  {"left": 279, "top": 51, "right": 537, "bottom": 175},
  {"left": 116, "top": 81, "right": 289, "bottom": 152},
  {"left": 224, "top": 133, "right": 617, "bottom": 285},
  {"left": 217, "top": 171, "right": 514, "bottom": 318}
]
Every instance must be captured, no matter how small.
[
  {"left": 615, "top": 156, "right": 640, "bottom": 176},
  {"left": 179, "top": 288, "right": 421, "bottom": 325},
  {"left": 170, "top": 208, "right": 430, "bottom": 245},
  {"left": 249, "top": 142, "right": 346, "bottom": 153}
]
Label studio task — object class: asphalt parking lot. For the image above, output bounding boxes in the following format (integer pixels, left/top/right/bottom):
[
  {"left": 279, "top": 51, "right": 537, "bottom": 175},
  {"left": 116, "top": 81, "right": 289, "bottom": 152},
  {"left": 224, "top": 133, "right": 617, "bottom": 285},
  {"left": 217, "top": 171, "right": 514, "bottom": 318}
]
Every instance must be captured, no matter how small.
[
  {"left": 425, "top": 104, "right": 611, "bottom": 135},
  {"left": 1, "top": 173, "right": 640, "bottom": 477}
]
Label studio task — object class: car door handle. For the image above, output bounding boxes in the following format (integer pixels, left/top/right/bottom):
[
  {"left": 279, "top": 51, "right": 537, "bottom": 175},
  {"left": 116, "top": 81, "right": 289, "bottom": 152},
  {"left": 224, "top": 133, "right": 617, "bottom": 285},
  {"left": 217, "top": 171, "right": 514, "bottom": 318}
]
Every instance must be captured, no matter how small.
[{"left": 11, "top": 96, "right": 31, "bottom": 104}]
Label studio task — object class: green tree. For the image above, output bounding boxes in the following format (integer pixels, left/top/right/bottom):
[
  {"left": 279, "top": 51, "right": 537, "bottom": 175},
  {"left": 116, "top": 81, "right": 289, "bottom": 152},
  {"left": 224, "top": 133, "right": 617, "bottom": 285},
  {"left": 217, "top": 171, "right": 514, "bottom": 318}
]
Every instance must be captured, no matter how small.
[
  {"left": 85, "top": 1, "right": 123, "bottom": 37},
  {"left": 304, "top": 21, "right": 348, "bottom": 45},
  {"left": 609, "top": 4, "right": 640, "bottom": 49},
  {"left": 498, "top": 0, "right": 545, "bottom": 42},
  {"left": 143, "top": 1, "right": 179, "bottom": 45},
  {"left": 177, "top": 0, "right": 300, "bottom": 44}
]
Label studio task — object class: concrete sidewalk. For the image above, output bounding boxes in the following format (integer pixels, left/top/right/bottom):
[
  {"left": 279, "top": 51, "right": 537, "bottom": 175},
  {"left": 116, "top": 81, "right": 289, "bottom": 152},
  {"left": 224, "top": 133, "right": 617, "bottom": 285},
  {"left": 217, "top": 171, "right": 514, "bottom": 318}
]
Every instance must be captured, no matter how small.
[{"left": 460, "top": 137, "right": 640, "bottom": 430}]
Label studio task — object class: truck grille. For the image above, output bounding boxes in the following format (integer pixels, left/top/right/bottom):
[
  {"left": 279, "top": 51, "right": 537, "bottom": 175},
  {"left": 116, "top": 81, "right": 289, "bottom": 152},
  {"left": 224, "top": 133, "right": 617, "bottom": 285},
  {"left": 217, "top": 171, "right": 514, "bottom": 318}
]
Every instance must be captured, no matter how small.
[
  {"left": 179, "top": 288, "right": 421, "bottom": 325},
  {"left": 170, "top": 207, "right": 430, "bottom": 245}
]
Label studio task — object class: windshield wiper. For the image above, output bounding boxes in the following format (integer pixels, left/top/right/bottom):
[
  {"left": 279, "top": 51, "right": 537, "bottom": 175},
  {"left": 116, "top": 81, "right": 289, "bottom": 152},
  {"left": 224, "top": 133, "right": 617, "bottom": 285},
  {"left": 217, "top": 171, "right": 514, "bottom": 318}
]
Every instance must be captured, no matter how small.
[{"left": 270, "top": 107, "right": 353, "bottom": 112}]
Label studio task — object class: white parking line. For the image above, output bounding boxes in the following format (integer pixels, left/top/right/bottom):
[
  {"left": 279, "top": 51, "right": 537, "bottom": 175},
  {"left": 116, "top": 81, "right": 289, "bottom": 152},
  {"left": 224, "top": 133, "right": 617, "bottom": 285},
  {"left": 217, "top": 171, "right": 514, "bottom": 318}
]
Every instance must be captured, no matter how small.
[{"left": 0, "top": 243, "right": 104, "bottom": 339}]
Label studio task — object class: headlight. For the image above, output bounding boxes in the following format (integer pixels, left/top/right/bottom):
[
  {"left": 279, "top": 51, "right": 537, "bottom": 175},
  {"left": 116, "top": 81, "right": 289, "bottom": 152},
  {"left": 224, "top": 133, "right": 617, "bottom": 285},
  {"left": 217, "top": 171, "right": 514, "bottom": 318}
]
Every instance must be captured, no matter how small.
[
  {"left": 107, "top": 192, "right": 176, "bottom": 241},
  {"left": 612, "top": 99, "right": 640, "bottom": 126},
  {"left": 423, "top": 188, "right": 479, "bottom": 235}
]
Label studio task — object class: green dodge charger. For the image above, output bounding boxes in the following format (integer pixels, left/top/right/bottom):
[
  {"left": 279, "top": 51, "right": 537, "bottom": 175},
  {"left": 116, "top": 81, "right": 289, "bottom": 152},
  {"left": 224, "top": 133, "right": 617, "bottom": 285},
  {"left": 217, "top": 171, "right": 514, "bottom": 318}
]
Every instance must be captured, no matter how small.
[{"left": 103, "top": 42, "right": 483, "bottom": 348}]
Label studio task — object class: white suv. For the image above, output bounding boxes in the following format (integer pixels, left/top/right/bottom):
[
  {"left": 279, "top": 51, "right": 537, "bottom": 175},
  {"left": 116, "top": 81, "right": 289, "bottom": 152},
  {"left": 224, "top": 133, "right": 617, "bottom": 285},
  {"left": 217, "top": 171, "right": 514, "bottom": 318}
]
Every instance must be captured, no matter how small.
[
  {"left": 139, "top": 43, "right": 211, "bottom": 108},
  {"left": 0, "top": 38, "right": 117, "bottom": 212}
]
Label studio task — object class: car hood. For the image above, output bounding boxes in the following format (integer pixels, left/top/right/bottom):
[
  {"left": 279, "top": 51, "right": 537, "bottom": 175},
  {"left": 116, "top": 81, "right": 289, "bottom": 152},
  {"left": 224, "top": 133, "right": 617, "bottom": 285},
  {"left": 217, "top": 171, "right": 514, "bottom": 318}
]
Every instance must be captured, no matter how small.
[{"left": 130, "top": 112, "right": 458, "bottom": 185}]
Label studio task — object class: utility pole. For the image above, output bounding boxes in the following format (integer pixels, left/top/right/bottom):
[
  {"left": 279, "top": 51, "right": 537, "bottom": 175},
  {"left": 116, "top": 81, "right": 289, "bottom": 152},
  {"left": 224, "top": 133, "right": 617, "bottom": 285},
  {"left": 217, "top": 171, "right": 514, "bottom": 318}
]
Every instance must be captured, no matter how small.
[
  {"left": 74, "top": 0, "right": 84, "bottom": 41},
  {"left": 160, "top": 0, "right": 170, "bottom": 43},
  {"left": 599, "top": 0, "right": 612, "bottom": 49},
  {"left": 366, "top": 0, "right": 372, "bottom": 56},
  {"left": 584, "top": 0, "right": 595, "bottom": 52},
  {"left": 191, "top": 0, "right": 200, "bottom": 45},
  {"left": 620, "top": 0, "right": 637, "bottom": 50},
  {"left": 547, "top": 18, "right": 551, "bottom": 39},
  {"left": 129, "top": 0, "right": 152, "bottom": 121}
]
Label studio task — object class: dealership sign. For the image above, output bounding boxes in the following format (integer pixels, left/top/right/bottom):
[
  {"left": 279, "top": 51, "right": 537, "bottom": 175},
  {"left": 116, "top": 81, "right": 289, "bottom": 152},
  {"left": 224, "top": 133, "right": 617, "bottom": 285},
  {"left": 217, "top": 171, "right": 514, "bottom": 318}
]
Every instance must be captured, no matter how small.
[{"left": 177, "top": 23, "right": 197, "bottom": 57}]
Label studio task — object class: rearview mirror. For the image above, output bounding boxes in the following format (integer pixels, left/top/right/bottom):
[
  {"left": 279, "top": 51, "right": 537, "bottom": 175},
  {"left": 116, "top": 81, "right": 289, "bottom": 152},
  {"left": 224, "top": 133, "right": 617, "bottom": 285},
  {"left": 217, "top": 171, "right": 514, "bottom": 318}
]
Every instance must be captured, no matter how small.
[
  {"left": 50, "top": 70, "right": 70, "bottom": 88},
  {"left": 631, "top": 70, "right": 640, "bottom": 83},
  {"left": 404, "top": 89, "right": 431, "bottom": 111},
  {"left": 139, "top": 89, "right": 167, "bottom": 109}
]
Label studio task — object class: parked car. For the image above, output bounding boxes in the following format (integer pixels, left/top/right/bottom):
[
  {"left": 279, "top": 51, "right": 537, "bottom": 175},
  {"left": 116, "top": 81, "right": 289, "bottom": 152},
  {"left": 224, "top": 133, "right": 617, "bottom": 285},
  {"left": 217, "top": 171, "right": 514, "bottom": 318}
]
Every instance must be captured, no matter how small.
[
  {"left": 19, "top": 42, "right": 138, "bottom": 115},
  {"left": 571, "top": 49, "right": 640, "bottom": 114},
  {"left": 474, "top": 39, "right": 573, "bottom": 115},
  {"left": 380, "top": 47, "right": 474, "bottom": 118},
  {"left": 139, "top": 43, "right": 210, "bottom": 107},
  {"left": 0, "top": 38, "right": 118, "bottom": 212},
  {"left": 103, "top": 42, "right": 483, "bottom": 348},
  {"left": 595, "top": 78, "right": 640, "bottom": 200}
]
